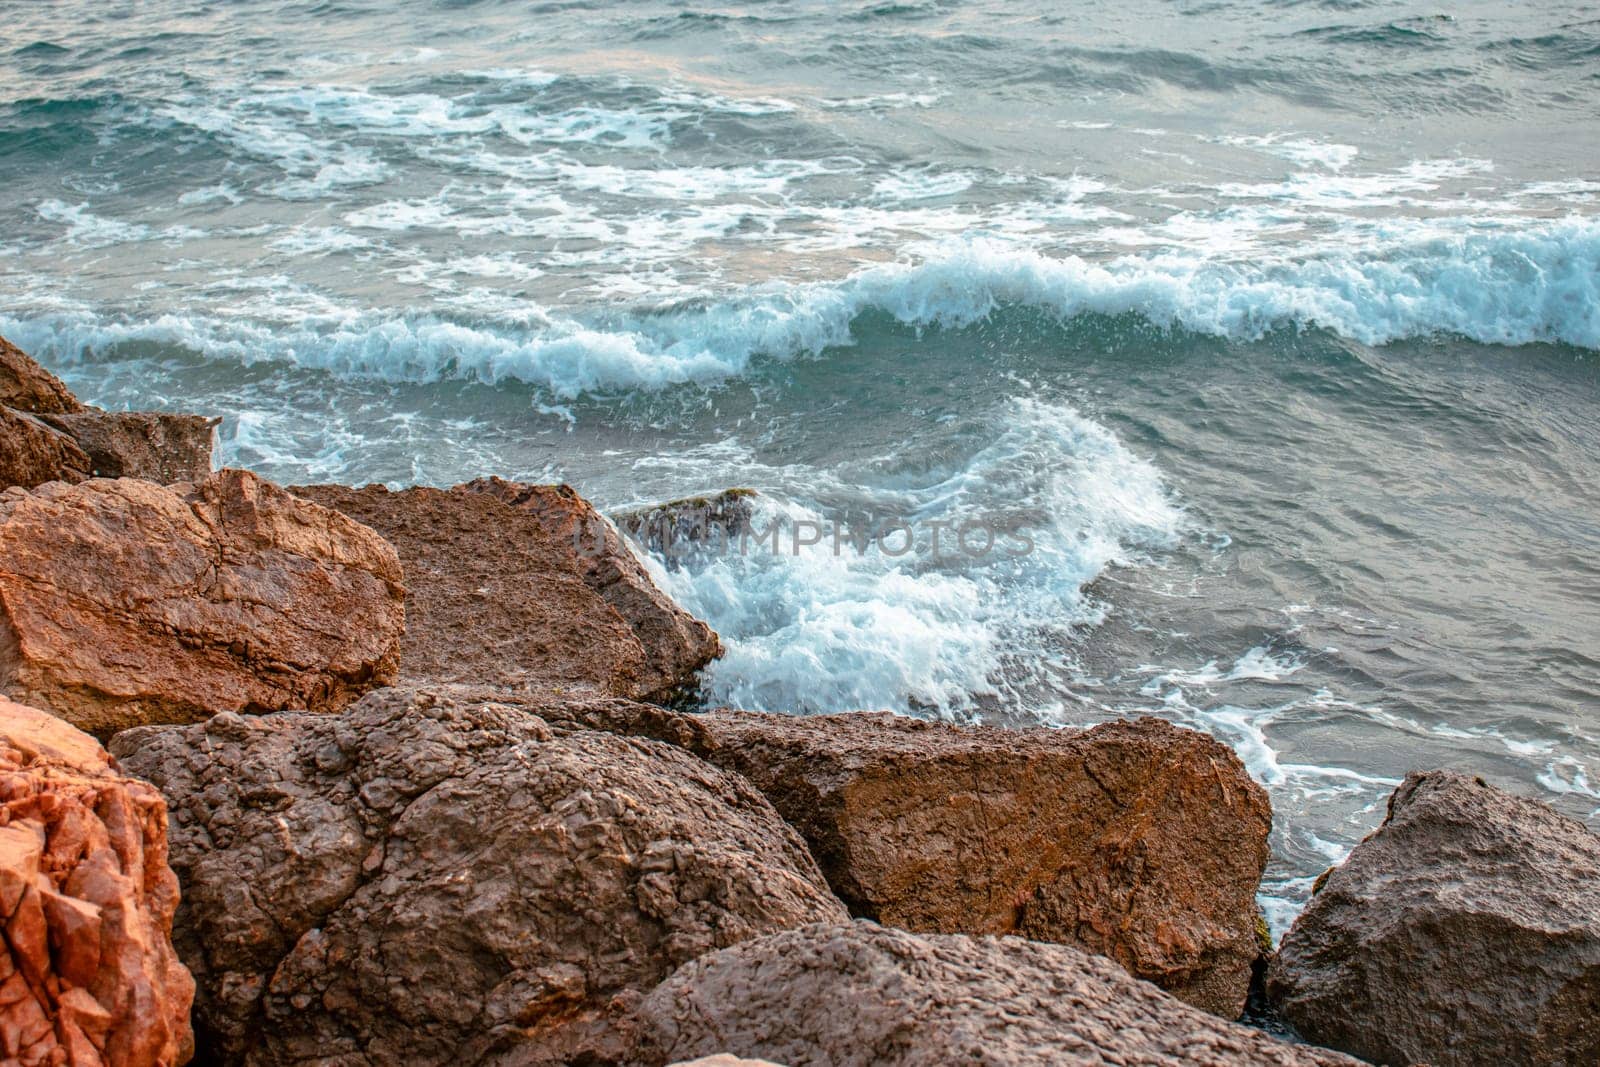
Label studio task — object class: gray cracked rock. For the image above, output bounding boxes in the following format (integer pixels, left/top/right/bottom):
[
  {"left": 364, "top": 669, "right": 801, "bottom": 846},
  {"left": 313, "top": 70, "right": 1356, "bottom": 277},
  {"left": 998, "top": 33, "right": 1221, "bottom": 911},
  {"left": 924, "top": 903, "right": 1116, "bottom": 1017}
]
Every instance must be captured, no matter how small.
[
  {"left": 635, "top": 920, "right": 1364, "bottom": 1066},
  {"left": 1268, "top": 769, "right": 1600, "bottom": 1067}
]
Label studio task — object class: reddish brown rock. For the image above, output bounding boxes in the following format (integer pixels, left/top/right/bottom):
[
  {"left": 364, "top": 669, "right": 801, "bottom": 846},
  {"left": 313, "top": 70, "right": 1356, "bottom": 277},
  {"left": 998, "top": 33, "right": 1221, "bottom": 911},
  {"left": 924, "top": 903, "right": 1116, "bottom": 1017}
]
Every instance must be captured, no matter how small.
[
  {"left": 555, "top": 706, "right": 1272, "bottom": 1017},
  {"left": 0, "top": 694, "right": 194, "bottom": 1066},
  {"left": 0, "top": 470, "right": 404, "bottom": 735},
  {"left": 38, "top": 411, "right": 217, "bottom": 484},
  {"left": 110, "top": 687, "right": 847, "bottom": 1066},
  {"left": 1268, "top": 770, "right": 1600, "bottom": 1067},
  {"left": 296, "top": 481, "right": 720, "bottom": 702},
  {"left": 1, "top": 407, "right": 92, "bottom": 490},
  {"left": 0, "top": 335, "right": 83, "bottom": 415},
  {"left": 635, "top": 921, "right": 1361, "bottom": 1067}
]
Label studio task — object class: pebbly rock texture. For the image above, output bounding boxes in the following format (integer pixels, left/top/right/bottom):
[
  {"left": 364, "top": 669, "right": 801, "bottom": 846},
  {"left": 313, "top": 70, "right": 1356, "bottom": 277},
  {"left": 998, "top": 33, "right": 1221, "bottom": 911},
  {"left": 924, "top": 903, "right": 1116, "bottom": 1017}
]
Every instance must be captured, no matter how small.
[
  {"left": 1268, "top": 770, "right": 1600, "bottom": 1067},
  {"left": 0, "top": 694, "right": 194, "bottom": 1066},
  {"left": 296, "top": 480, "right": 720, "bottom": 702},
  {"left": 554, "top": 705, "right": 1271, "bottom": 1018},
  {"left": 611, "top": 488, "right": 758, "bottom": 562},
  {"left": 1, "top": 406, "right": 92, "bottom": 490},
  {"left": 37, "top": 411, "right": 218, "bottom": 484},
  {"left": 110, "top": 687, "right": 847, "bottom": 1067},
  {"left": 668, "top": 1057, "right": 786, "bottom": 1067},
  {"left": 635, "top": 921, "right": 1363, "bottom": 1067},
  {"left": 0, "top": 335, "right": 83, "bottom": 416},
  {"left": 0, "top": 469, "right": 404, "bottom": 735}
]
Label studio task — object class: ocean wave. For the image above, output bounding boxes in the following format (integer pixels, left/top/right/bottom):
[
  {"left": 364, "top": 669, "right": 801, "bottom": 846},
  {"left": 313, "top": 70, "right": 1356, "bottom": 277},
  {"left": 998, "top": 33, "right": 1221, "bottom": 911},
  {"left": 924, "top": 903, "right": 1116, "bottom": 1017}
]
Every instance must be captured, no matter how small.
[
  {"left": 8, "top": 219, "right": 1597, "bottom": 397},
  {"left": 655, "top": 396, "right": 1185, "bottom": 717}
]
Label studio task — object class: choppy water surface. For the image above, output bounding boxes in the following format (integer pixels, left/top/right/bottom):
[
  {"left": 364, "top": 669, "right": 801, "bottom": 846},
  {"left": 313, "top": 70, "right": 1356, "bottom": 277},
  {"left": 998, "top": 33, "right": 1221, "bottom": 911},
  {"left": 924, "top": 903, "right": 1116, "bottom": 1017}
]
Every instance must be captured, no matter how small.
[{"left": 4, "top": 0, "right": 1599, "bottom": 931}]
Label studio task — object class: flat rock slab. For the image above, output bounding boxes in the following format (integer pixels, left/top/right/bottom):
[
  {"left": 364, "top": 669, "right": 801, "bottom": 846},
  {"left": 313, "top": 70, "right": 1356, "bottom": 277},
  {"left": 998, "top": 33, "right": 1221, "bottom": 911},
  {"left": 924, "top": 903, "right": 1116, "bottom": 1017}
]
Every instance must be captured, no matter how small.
[
  {"left": 296, "top": 480, "right": 720, "bottom": 702},
  {"left": 38, "top": 410, "right": 218, "bottom": 484},
  {"left": 0, "top": 469, "right": 404, "bottom": 734},
  {"left": 0, "top": 694, "right": 194, "bottom": 1066},
  {"left": 635, "top": 920, "right": 1363, "bottom": 1067},
  {"left": 110, "top": 687, "right": 846, "bottom": 1066},
  {"left": 1268, "top": 770, "right": 1600, "bottom": 1067}
]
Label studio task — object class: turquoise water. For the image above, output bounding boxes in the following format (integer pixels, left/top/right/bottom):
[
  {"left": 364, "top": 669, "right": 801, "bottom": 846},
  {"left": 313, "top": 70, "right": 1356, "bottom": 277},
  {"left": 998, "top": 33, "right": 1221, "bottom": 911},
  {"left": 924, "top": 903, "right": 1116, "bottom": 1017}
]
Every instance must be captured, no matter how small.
[{"left": 3, "top": 0, "right": 1599, "bottom": 930}]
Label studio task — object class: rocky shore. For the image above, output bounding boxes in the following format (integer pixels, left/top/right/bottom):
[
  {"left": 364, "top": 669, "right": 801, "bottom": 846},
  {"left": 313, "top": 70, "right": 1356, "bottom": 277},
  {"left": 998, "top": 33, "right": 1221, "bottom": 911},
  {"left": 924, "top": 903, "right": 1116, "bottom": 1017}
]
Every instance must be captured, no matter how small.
[{"left": 2, "top": 333, "right": 1598, "bottom": 1066}]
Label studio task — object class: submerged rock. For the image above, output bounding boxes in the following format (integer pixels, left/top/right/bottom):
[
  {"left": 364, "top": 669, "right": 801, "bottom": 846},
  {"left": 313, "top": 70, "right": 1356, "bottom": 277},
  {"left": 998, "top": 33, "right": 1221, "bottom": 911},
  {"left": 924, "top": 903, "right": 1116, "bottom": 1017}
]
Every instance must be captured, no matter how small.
[
  {"left": 0, "top": 470, "right": 404, "bottom": 734},
  {"left": 546, "top": 705, "right": 1271, "bottom": 1017},
  {"left": 635, "top": 920, "right": 1362, "bottom": 1066},
  {"left": 612, "top": 488, "right": 759, "bottom": 560},
  {"left": 0, "top": 334, "right": 83, "bottom": 415},
  {"left": 0, "top": 406, "right": 92, "bottom": 490},
  {"left": 1268, "top": 770, "right": 1600, "bottom": 1067},
  {"left": 38, "top": 410, "right": 218, "bottom": 484},
  {"left": 0, "top": 694, "right": 194, "bottom": 1066},
  {"left": 298, "top": 480, "right": 720, "bottom": 702},
  {"left": 111, "top": 687, "right": 846, "bottom": 1066}
]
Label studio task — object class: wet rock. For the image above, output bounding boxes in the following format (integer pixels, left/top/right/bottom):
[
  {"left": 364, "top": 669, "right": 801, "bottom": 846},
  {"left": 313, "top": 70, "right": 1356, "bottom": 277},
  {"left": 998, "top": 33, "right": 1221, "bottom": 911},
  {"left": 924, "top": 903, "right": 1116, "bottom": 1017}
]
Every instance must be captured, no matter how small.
[
  {"left": 1268, "top": 770, "right": 1600, "bottom": 1067},
  {"left": 0, "top": 406, "right": 92, "bottom": 490},
  {"left": 38, "top": 410, "right": 218, "bottom": 484},
  {"left": 297, "top": 480, "right": 720, "bottom": 702},
  {"left": 0, "top": 694, "right": 195, "bottom": 1066},
  {"left": 0, "top": 470, "right": 404, "bottom": 735},
  {"left": 612, "top": 488, "right": 759, "bottom": 561},
  {"left": 110, "top": 686, "right": 847, "bottom": 1066},
  {"left": 635, "top": 920, "right": 1363, "bottom": 1066},
  {"left": 546, "top": 705, "right": 1271, "bottom": 1017},
  {"left": 0, "top": 334, "right": 83, "bottom": 415}
]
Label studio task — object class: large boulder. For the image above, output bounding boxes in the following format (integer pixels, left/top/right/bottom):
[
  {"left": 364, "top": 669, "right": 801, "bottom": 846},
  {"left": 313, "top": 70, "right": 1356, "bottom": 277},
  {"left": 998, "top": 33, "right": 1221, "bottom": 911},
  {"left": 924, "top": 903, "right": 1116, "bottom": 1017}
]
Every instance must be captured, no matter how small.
[
  {"left": 1, "top": 406, "right": 92, "bottom": 490},
  {"left": 635, "top": 920, "right": 1362, "bottom": 1066},
  {"left": 1268, "top": 770, "right": 1600, "bottom": 1067},
  {"left": 0, "top": 470, "right": 404, "bottom": 735},
  {"left": 0, "top": 694, "right": 194, "bottom": 1066},
  {"left": 37, "top": 411, "right": 218, "bottom": 484},
  {"left": 0, "top": 335, "right": 82, "bottom": 415},
  {"left": 109, "top": 687, "right": 847, "bottom": 1066},
  {"left": 550, "top": 705, "right": 1270, "bottom": 1017},
  {"left": 295, "top": 480, "right": 720, "bottom": 702}
]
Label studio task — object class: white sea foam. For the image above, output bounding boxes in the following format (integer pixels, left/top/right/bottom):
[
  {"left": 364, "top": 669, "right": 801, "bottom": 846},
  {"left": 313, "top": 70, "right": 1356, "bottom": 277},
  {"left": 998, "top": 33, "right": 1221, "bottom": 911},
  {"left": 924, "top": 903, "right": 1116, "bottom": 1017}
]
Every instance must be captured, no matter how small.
[
  {"left": 1216, "top": 133, "right": 1360, "bottom": 172},
  {"left": 10, "top": 218, "right": 1599, "bottom": 399},
  {"left": 653, "top": 397, "right": 1185, "bottom": 716}
]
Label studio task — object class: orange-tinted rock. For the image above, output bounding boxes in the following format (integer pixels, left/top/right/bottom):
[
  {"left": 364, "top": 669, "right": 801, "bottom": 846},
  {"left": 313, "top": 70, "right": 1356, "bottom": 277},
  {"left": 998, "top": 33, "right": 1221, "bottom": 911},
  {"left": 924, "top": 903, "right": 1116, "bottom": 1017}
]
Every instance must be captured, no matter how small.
[
  {"left": 0, "top": 694, "right": 194, "bottom": 1066},
  {"left": 37, "top": 411, "right": 217, "bottom": 484},
  {"left": 0, "top": 335, "right": 82, "bottom": 416},
  {"left": 560, "top": 706, "right": 1272, "bottom": 1017},
  {"left": 0, "top": 470, "right": 405, "bottom": 735},
  {"left": 0, "top": 407, "right": 91, "bottom": 490},
  {"left": 296, "top": 481, "right": 720, "bottom": 702}
]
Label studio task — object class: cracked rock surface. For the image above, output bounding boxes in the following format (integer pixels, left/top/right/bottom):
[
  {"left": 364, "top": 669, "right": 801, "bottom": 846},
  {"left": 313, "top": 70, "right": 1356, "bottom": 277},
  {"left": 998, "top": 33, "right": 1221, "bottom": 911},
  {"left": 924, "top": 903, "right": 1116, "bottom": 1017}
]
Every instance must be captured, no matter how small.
[
  {"left": 634, "top": 920, "right": 1362, "bottom": 1066},
  {"left": 296, "top": 480, "right": 720, "bottom": 703},
  {"left": 1268, "top": 770, "right": 1600, "bottom": 1067},
  {"left": 0, "top": 469, "right": 404, "bottom": 735},
  {"left": 110, "top": 687, "right": 847, "bottom": 1066},
  {"left": 548, "top": 705, "right": 1270, "bottom": 1018},
  {"left": 0, "top": 694, "right": 194, "bottom": 1066}
]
